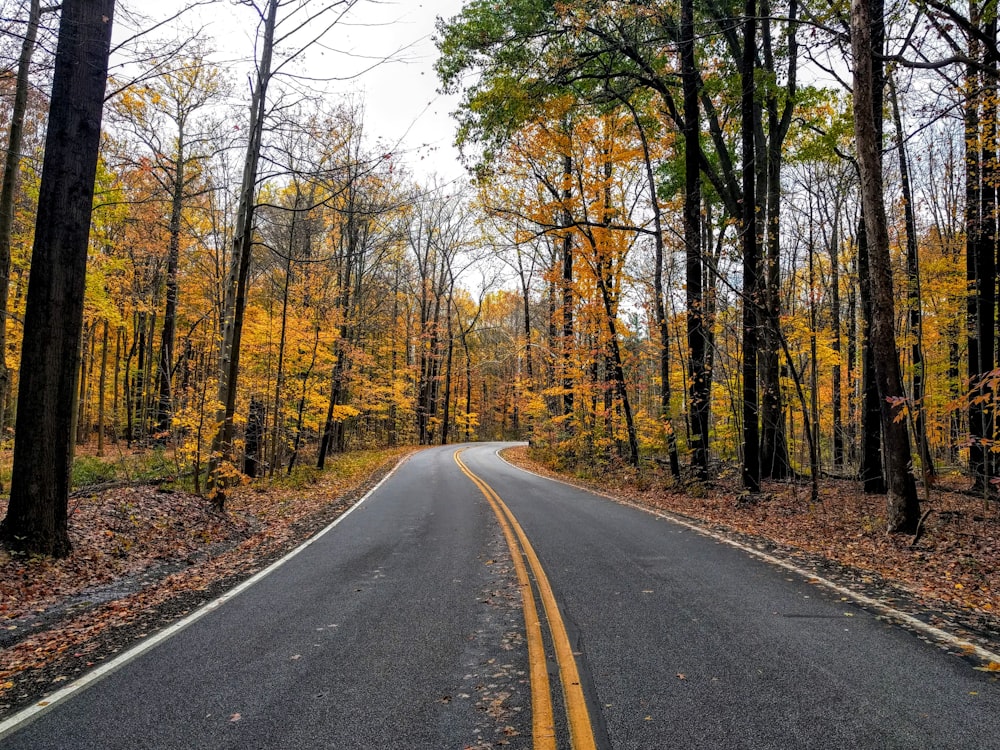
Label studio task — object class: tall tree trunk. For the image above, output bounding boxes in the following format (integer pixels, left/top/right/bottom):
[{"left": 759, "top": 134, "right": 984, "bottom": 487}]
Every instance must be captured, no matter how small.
[
  {"left": 828, "top": 197, "right": 845, "bottom": 468},
  {"left": 210, "top": 0, "right": 278, "bottom": 503},
  {"left": 441, "top": 292, "right": 455, "bottom": 445},
  {"left": 0, "top": 0, "right": 115, "bottom": 557},
  {"left": 857, "top": 218, "right": 885, "bottom": 492},
  {"left": 847, "top": 267, "right": 858, "bottom": 465},
  {"left": 155, "top": 134, "right": 187, "bottom": 437},
  {"left": 626, "top": 59, "right": 681, "bottom": 477},
  {"left": 243, "top": 395, "right": 265, "bottom": 478},
  {"left": 561, "top": 150, "right": 575, "bottom": 420},
  {"left": 683, "top": 0, "right": 709, "bottom": 479},
  {"left": 808, "top": 197, "right": 820, "bottom": 472},
  {"left": 741, "top": 0, "right": 761, "bottom": 493},
  {"left": 77, "top": 323, "right": 93, "bottom": 444},
  {"left": 851, "top": 0, "right": 919, "bottom": 532},
  {"left": 286, "top": 326, "right": 318, "bottom": 475},
  {"left": 0, "top": 0, "right": 41, "bottom": 433},
  {"left": 270, "top": 252, "right": 293, "bottom": 477},
  {"left": 596, "top": 277, "right": 639, "bottom": 465},
  {"left": 97, "top": 320, "right": 108, "bottom": 457},
  {"left": 978, "top": 20, "right": 998, "bottom": 490},
  {"left": 966, "top": 37, "right": 986, "bottom": 487},
  {"left": 888, "top": 72, "right": 935, "bottom": 479},
  {"left": 463, "top": 332, "right": 474, "bottom": 441}
]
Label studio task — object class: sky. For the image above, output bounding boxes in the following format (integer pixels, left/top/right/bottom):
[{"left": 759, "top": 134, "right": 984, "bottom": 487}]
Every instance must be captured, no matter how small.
[
  {"left": 339, "top": 0, "right": 470, "bottom": 179},
  {"left": 147, "top": 0, "right": 471, "bottom": 180}
]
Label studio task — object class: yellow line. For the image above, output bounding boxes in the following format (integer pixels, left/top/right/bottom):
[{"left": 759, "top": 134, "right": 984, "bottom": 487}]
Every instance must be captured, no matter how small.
[
  {"left": 455, "top": 451, "right": 556, "bottom": 750},
  {"left": 456, "top": 450, "right": 598, "bottom": 750}
]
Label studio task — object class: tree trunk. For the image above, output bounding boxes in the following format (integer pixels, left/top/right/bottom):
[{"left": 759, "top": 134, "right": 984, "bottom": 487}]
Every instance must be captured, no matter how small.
[
  {"left": 758, "top": 0, "right": 798, "bottom": 481},
  {"left": 441, "top": 292, "right": 455, "bottom": 445},
  {"left": 155, "top": 132, "right": 187, "bottom": 437},
  {"left": 683, "top": 0, "right": 709, "bottom": 480},
  {"left": 966, "top": 40, "right": 986, "bottom": 487},
  {"left": 0, "top": 0, "right": 41, "bottom": 433},
  {"left": 851, "top": 0, "right": 919, "bottom": 532},
  {"left": 76, "top": 322, "right": 93, "bottom": 444},
  {"left": 0, "top": 0, "right": 115, "bottom": 557},
  {"left": 888, "top": 72, "right": 935, "bottom": 480},
  {"left": 829, "top": 197, "right": 845, "bottom": 467},
  {"left": 857, "top": 217, "right": 885, "bottom": 492},
  {"left": 977, "top": 23, "right": 998, "bottom": 491},
  {"left": 561, "top": 150, "right": 575, "bottom": 420},
  {"left": 243, "top": 395, "right": 265, "bottom": 478},
  {"left": 741, "top": 0, "right": 760, "bottom": 493},
  {"left": 625, "top": 47, "right": 682, "bottom": 477},
  {"left": 97, "top": 320, "right": 108, "bottom": 457},
  {"left": 209, "top": 0, "right": 278, "bottom": 503}
]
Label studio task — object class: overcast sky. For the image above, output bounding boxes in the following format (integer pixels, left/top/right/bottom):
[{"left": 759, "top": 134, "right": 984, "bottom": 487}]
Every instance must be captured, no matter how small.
[
  {"left": 336, "top": 0, "right": 469, "bottom": 179},
  {"left": 147, "top": 0, "right": 471, "bottom": 180}
]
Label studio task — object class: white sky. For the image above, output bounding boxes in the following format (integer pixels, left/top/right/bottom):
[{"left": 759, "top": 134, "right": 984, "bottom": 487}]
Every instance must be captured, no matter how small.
[
  {"left": 340, "top": 0, "right": 469, "bottom": 180},
  {"left": 147, "top": 0, "right": 471, "bottom": 180}
]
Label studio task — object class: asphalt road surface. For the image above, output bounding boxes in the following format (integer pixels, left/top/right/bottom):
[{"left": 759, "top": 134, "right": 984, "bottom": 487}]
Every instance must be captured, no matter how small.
[{"left": 1, "top": 443, "right": 998, "bottom": 749}]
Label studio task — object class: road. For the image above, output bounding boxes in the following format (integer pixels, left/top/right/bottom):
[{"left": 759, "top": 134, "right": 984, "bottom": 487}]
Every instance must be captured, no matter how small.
[{"left": 1, "top": 442, "right": 998, "bottom": 749}]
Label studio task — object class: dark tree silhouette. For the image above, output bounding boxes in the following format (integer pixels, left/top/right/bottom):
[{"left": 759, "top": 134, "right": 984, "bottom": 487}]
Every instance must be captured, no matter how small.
[{"left": 0, "top": 0, "right": 116, "bottom": 557}]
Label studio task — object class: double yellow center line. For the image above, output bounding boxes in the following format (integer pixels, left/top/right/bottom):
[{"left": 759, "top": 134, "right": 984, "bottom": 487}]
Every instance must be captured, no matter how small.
[{"left": 455, "top": 450, "right": 598, "bottom": 750}]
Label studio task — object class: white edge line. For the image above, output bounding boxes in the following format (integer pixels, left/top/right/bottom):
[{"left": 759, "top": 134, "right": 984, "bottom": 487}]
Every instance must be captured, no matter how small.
[
  {"left": 495, "top": 447, "right": 1000, "bottom": 668},
  {"left": 0, "top": 453, "right": 410, "bottom": 740}
]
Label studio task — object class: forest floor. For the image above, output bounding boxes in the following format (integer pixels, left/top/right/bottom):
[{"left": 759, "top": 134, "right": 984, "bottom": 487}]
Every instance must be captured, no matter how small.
[{"left": 1, "top": 444, "right": 999, "bottom": 721}]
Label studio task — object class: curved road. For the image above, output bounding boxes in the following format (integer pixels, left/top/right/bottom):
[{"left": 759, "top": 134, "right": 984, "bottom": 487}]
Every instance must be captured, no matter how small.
[{"left": 1, "top": 443, "right": 998, "bottom": 749}]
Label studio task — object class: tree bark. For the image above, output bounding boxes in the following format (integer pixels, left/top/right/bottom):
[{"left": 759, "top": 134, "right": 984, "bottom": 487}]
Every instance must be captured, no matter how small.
[
  {"left": 741, "top": 0, "right": 760, "bottom": 493},
  {"left": 759, "top": 0, "right": 798, "bottom": 481},
  {"left": 851, "top": 0, "right": 920, "bottom": 532},
  {"left": 155, "top": 136, "right": 185, "bottom": 437},
  {"left": 0, "top": 0, "right": 41, "bottom": 433},
  {"left": 561, "top": 149, "right": 575, "bottom": 420},
  {"left": 97, "top": 320, "right": 108, "bottom": 457},
  {"left": 210, "top": 0, "right": 278, "bottom": 502},
  {"left": 828, "top": 194, "right": 845, "bottom": 468},
  {"left": 0, "top": 0, "right": 115, "bottom": 557},
  {"left": 683, "top": 0, "right": 709, "bottom": 480},
  {"left": 966, "top": 35, "right": 986, "bottom": 486},
  {"left": 888, "top": 72, "right": 935, "bottom": 480}
]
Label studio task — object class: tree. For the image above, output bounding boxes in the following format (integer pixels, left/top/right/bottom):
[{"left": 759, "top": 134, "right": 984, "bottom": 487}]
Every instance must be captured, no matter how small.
[
  {"left": 0, "top": 0, "right": 43, "bottom": 433},
  {"left": 851, "top": 0, "right": 919, "bottom": 532},
  {"left": 209, "top": 0, "right": 360, "bottom": 501},
  {"left": 741, "top": 0, "right": 761, "bottom": 493},
  {"left": 209, "top": 0, "right": 279, "bottom": 501},
  {"left": 0, "top": 0, "right": 116, "bottom": 557},
  {"left": 681, "top": 0, "right": 709, "bottom": 479}
]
